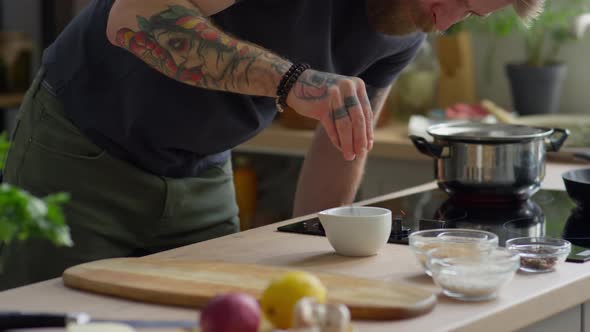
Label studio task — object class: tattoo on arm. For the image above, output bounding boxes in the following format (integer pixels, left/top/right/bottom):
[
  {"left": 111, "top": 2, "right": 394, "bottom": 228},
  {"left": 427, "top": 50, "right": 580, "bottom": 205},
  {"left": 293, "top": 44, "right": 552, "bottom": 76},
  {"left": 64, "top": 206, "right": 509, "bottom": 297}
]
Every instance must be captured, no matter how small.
[{"left": 114, "top": 5, "right": 289, "bottom": 96}]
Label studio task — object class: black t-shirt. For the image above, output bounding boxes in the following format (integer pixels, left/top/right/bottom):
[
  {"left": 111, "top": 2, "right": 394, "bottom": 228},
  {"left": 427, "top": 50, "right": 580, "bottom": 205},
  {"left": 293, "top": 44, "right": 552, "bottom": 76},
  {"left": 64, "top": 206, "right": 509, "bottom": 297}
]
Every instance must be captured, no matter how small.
[{"left": 42, "top": 0, "right": 425, "bottom": 178}]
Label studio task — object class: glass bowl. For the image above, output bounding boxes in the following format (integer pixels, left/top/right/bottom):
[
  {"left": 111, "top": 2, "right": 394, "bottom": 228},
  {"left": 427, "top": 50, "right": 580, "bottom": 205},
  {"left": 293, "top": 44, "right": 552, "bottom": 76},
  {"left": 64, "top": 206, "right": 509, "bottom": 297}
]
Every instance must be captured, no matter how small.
[
  {"left": 409, "top": 229, "right": 499, "bottom": 276},
  {"left": 505, "top": 237, "right": 571, "bottom": 273},
  {"left": 425, "top": 244, "right": 488, "bottom": 274},
  {"left": 428, "top": 247, "right": 520, "bottom": 301}
]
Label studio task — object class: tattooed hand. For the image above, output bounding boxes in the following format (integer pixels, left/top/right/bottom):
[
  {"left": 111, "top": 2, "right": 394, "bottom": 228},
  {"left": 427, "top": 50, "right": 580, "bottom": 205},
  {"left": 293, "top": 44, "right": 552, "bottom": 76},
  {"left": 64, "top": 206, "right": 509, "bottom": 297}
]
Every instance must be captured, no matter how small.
[
  {"left": 109, "top": 2, "right": 372, "bottom": 161},
  {"left": 286, "top": 70, "right": 373, "bottom": 161}
]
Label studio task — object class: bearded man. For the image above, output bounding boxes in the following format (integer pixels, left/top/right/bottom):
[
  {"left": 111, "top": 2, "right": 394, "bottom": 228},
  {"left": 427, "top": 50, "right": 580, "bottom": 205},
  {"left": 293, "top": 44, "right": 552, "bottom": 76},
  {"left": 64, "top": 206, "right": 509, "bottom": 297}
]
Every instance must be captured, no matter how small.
[{"left": 0, "top": 0, "right": 544, "bottom": 289}]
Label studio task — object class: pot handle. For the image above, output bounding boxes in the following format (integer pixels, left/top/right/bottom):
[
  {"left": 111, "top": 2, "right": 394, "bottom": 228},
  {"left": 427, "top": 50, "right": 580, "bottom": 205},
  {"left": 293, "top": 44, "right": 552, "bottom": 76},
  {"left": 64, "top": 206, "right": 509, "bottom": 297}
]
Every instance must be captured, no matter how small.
[
  {"left": 409, "top": 135, "right": 446, "bottom": 158},
  {"left": 546, "top": 128, "right": 570, "bottom": 152}
]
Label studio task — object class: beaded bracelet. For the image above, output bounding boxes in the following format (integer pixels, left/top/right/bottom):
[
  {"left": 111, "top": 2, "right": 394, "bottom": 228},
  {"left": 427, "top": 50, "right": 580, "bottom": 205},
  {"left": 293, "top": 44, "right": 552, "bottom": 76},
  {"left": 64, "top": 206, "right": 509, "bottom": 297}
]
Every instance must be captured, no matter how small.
[{"left": 275, "top": 63, "right": 311, "bottom": 113}]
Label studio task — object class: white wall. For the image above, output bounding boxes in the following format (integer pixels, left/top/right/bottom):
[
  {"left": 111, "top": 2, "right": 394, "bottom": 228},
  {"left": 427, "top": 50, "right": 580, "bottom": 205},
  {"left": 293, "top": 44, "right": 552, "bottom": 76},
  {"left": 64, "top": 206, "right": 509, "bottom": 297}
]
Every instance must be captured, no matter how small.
[{"left": 470, "top": 31, "right": 590, "bottom": 114}]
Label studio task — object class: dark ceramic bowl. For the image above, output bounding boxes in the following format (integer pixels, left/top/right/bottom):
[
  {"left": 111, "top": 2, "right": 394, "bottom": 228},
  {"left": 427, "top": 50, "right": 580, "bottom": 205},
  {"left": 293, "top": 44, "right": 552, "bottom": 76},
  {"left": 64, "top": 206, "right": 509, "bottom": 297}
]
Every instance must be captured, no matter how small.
[{"left": 562, "top": 168, "right": 590, "bottom": 208}]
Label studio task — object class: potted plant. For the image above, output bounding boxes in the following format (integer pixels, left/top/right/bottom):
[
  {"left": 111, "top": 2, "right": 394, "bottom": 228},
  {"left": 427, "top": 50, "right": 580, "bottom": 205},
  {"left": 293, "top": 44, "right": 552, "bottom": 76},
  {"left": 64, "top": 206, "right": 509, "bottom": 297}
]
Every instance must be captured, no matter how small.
[
  {"left": 460, "top": 0, "right": 590, "bottom": 115},
  {"left": 0, "top": 133, "right": 71, "bottom": 272}
]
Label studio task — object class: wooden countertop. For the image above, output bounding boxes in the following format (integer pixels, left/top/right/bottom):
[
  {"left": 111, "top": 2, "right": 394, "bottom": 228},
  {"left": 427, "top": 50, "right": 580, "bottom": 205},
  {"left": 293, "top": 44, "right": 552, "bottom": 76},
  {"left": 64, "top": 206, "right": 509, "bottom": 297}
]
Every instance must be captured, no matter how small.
[
  {"left": 236, "top": 120, "right": 588, "bottom": 164},
  {"left": 237, "top": 120, "right": 429, "bottom": 160},
  {"left": 0, "top": 162, "right": 589, "bottom": 332}
]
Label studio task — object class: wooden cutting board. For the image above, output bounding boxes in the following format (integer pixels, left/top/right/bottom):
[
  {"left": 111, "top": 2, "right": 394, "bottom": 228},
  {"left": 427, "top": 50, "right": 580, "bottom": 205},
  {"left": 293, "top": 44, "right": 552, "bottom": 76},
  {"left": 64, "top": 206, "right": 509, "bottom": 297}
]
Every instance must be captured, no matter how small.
[{"left": 63, "top": 258, "right": 436, "bottom": 320}]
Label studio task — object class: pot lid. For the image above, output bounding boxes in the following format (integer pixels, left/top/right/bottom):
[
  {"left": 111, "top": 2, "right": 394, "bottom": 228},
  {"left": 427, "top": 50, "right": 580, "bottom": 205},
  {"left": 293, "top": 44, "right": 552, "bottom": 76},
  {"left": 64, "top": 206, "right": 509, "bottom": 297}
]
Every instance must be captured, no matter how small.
[{"left": 427, "top": 122, "right": 553, "bottom": 142}]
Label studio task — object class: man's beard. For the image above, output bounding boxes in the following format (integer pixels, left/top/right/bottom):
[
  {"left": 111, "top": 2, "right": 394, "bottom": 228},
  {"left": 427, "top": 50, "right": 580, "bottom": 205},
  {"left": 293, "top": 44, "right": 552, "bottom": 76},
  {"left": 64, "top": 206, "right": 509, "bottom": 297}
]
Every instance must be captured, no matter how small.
[{"left": 366, "top": 0, "right": 436, "bottom": 36}]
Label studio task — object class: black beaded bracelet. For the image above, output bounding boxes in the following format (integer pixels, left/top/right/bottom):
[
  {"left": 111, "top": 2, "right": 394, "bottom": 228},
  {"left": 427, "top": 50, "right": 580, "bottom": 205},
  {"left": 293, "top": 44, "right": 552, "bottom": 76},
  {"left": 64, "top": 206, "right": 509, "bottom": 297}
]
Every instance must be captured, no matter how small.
[{"left": 275, "top": 63, "right": 311, "bottom": 112}]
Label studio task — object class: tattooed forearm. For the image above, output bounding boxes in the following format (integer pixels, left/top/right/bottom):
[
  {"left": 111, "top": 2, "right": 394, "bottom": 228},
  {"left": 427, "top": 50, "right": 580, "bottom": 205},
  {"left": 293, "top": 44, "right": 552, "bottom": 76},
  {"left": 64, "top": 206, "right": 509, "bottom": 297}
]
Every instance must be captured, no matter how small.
[
  {"left": 266, "top": 53, "right": 291, "bottom": 76},
  {"left": 114, "top": 4, "right": 290, "bottom": 97}
]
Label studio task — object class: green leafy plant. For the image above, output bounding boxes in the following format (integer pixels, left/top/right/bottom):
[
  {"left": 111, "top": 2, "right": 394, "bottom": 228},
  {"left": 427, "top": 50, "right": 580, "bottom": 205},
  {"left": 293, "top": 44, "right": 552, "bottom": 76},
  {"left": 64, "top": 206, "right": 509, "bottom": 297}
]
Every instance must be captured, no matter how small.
[
  {"left": 0, "top": 133, "right": 72, "bottom": 247},
  {"left": 457, "top": 0, "right": 590, "bottom": 67},
  {"left": 0, "top": 186, "right": 72, "bottom": 246},
  {"left": 0, "top": 133, "right": 10, "bottom": 171}
]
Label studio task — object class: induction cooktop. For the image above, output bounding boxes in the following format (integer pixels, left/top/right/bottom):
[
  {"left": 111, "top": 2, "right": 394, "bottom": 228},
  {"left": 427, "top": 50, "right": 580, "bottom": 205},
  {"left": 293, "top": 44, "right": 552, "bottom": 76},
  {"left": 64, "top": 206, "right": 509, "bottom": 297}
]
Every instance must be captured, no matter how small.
[{"left": 277, "top": 189, "right": 590, "bottom": 263}]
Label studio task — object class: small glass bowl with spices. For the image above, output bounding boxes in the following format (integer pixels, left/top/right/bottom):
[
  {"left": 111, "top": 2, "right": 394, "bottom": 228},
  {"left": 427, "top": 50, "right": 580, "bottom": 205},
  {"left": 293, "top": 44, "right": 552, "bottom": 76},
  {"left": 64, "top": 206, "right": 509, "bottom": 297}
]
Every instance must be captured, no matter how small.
[
  {"left": 409, "top": 229, "right": 499, "bottom": 276},
  {"left": 505, "top": 237, "right": 571, "bottom": 273},
  {"left": 427, "top": 247, "right": 520, "bottom": 301}
]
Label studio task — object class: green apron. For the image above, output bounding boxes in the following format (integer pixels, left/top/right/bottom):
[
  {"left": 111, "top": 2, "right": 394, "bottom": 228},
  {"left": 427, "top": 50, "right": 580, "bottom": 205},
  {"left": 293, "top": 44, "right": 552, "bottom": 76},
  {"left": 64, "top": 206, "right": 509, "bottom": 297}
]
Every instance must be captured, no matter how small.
[{"left": 0, "top": 69, "right": 239, "bottom": 290}]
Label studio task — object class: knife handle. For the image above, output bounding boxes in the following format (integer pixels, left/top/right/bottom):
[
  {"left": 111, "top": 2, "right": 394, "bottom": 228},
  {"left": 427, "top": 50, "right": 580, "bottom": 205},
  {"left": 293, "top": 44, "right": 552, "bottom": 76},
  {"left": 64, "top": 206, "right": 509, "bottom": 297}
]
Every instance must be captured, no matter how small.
[{"left": 0, "top": 312, "right": 67, "bottom": 329}]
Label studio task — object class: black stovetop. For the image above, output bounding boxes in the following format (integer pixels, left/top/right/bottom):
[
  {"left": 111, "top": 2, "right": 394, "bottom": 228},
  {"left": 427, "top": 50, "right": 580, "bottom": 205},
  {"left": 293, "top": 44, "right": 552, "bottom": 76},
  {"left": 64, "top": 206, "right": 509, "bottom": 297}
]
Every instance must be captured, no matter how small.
[{"left": 277, "top": 189, "right": 590, "bottom": 263}]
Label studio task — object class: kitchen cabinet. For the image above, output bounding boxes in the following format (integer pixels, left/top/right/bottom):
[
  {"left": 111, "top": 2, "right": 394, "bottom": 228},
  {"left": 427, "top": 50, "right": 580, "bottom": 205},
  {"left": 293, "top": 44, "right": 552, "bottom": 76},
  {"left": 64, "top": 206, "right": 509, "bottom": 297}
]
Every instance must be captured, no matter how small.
[
  {"left": 520, "top": 305, "right": 582, "bottom": 332},
  {"left": 362, "top": 156, "right": 432, "bottom": 199},
  {"left": 584, "top": 301, "right": 590, "bottom": 332},
  {"left": 517, "top": 300, "right": 590, "bottom": 332}
]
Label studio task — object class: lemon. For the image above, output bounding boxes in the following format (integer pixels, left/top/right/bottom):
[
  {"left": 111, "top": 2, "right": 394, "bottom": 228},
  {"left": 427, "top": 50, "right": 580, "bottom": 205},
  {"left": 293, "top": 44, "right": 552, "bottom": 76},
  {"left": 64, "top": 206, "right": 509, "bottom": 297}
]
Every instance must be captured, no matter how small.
[{"left": 260, "top": 271, "right": 327, "bottom": 329}]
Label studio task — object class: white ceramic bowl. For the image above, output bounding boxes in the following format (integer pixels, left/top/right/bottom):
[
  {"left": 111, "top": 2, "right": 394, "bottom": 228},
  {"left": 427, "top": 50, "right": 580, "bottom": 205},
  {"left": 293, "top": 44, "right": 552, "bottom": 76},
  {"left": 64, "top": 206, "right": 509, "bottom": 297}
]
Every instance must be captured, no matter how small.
[{"left": 318, "top": 206, "right": 391, "bottom": 257}]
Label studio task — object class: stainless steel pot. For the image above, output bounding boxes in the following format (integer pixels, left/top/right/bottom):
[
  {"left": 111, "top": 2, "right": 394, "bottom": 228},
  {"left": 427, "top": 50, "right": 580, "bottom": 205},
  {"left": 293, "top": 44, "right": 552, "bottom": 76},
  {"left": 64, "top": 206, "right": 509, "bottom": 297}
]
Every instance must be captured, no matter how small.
[{"left": 410, "top": 123, "right": 569, "bottom": 201}]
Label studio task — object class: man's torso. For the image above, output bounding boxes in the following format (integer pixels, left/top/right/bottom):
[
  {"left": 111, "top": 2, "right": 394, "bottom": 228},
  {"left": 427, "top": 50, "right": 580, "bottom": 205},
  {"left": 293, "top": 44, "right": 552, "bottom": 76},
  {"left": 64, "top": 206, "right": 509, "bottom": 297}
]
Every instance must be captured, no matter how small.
[{"left": 42, "top": 0, "right": 423, "bottom": 177}]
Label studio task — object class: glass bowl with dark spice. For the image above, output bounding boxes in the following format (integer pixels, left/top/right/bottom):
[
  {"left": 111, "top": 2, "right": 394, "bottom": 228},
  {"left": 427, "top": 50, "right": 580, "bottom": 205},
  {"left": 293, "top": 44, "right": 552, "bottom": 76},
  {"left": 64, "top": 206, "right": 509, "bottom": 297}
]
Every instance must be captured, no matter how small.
[{"left": 505, "top": 237, "right": 571, "bottom": 273}]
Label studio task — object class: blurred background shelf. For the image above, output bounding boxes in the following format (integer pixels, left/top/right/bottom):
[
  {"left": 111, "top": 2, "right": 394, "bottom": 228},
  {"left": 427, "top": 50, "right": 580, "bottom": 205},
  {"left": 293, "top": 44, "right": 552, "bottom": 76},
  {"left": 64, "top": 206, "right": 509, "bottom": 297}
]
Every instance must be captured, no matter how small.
[
  {"left": 0, "top": 92, "right": 23, "bottom": 109},
  {"left": 236, "top": 120, "right": 428, "bottom": 161}
]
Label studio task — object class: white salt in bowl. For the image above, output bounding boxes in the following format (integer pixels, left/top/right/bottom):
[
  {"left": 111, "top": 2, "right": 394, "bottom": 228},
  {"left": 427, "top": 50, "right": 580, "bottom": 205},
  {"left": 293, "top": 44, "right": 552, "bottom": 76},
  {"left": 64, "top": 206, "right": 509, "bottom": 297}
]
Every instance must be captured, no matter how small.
[
  {"left": 427, "top": 247, "right": 520, "bottom": 301},
  {"left": 318, "top": 206, "right": 391, "bottom": 257},
  {"left": 409, "top": 229, "right": 499, "bottom": 276}
]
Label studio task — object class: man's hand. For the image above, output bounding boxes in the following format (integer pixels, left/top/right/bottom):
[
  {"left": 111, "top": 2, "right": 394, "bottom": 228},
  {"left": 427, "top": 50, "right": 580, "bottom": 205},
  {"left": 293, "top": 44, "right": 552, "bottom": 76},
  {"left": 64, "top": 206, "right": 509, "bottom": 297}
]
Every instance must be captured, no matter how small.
[
  {"left": 286, "top": 70, "right": 374, "bottom": 161},
  {"left": 108, "top": 0, "right": 373, "bottom": 160},
  {"left": 292, "top": 83, "right": 391, "bottom": 217}
]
